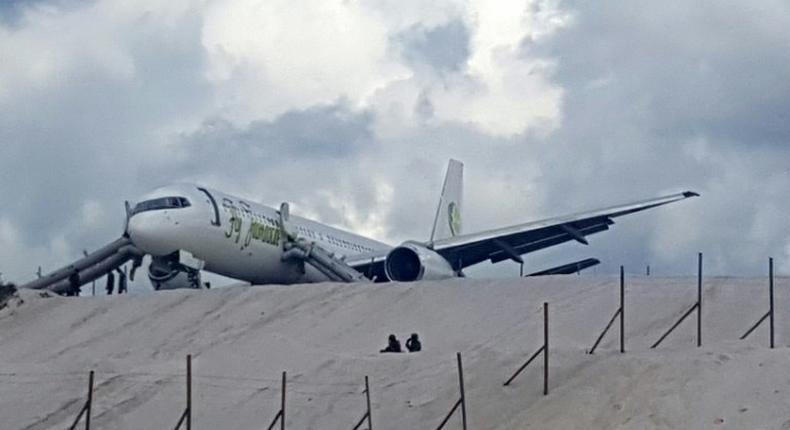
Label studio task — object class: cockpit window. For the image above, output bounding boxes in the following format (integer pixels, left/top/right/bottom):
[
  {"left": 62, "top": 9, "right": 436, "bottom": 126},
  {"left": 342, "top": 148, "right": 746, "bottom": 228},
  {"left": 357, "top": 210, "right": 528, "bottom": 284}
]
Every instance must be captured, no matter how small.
[{"left": 132, "top": 196, "right": 191, "bottom": 215}]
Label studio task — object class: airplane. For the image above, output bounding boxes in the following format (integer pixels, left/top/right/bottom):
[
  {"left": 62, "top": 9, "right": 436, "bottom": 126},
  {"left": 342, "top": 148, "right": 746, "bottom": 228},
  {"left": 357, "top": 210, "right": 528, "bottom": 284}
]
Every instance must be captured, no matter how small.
[{"left": 22, "top": 160, "right": 698, "bottom": 293}]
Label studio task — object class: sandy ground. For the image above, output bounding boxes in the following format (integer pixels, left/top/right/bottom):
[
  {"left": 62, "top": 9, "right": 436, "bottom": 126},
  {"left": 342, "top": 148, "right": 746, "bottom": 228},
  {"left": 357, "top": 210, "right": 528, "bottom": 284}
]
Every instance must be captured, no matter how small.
[{"left": 2, "top": 276, "right": 790, "bottom": 429}]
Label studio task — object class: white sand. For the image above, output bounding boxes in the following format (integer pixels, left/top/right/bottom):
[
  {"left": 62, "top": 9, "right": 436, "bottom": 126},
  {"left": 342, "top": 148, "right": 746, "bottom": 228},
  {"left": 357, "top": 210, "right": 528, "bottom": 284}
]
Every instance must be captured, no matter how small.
[{"left": 2, "top": 276, "right": 790, "bottom": 429}]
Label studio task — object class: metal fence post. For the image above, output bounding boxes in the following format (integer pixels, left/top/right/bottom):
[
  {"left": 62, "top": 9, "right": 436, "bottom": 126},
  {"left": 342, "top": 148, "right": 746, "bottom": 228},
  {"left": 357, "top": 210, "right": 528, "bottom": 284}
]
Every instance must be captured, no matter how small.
[
  {"left": 281, "top": 371, "right": 287, "bottom": 430},
  {"left": 505, "top": 303, "right": 549, "bottom": 387},
  {"left": 697, "top": 252, "right": 702, "bottom": 347},
  {"left": 435, "top": 353, "right": 468, "bottom": 430},
  {"left": 770, "top": 257, "right": 775, "bottom": 349},
  {"left": 620, "top": 266, "right": 625, "bottom": 353},
  {"left": 265, "top": 372, "right": 286, "bottom": 430},
  {"left": 187, "top": 354, "right": 192, "bottom": 430},
  {"left": 353, "top": 376, "right": 373, "bottom": 430},
  {"left": 651, "top": 256, "right": 704, "bottom": 350},
  {"left": 588, "top": 279, "right": 624, "bottom": 355},
  {"left": 365, "top": 376, "right": 373, "bottom": 430},
  {"left": 457, "top": 353, "right": 467, "bottom": 430},
  {"left": 739, "top": 257, "right": 777, "bottom": 346},
  {"left": 67, "top": 371, "right": 94, "bottom": 430},
  {"left": 86, "top": 370, "right": 94, "bottom": 430},
  {"left": 543, "top": 302, "right": 549, "bottom": 396},
  {"left": 171, "top": 357, "right": 191, "bottom": 430}
]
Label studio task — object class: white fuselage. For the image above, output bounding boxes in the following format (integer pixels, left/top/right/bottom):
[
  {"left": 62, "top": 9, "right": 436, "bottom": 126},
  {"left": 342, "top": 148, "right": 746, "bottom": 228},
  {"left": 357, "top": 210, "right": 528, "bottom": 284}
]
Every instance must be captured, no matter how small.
[{"left": 127, "top": 184, "right": 391, "bottom": 284}]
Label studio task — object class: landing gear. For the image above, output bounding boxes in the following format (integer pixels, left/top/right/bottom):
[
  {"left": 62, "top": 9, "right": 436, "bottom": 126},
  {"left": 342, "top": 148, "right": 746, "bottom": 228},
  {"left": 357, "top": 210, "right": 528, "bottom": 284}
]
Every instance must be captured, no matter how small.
[{"left": 148, "top": 253, "right": 203, "bottom": 290}]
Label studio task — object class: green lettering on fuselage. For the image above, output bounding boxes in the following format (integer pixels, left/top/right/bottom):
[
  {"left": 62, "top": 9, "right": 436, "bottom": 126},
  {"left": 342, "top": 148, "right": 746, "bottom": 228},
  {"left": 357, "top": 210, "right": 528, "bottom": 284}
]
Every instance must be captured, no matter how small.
[
  {"left": 225, "top": 208, "right": 243, "bottom": 243},
  {"left": 224, "top": 203, "right": 283, "bottom": 250},
  {"left": 242, "top": 220, "right": 281, "bottom": 249}
]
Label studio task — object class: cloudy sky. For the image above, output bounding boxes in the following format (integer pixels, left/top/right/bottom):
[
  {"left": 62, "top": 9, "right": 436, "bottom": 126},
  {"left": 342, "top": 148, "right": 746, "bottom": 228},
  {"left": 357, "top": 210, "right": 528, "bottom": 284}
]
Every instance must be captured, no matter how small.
[{"left": 1, "top": 0, "right": 789, "bottom": 289}]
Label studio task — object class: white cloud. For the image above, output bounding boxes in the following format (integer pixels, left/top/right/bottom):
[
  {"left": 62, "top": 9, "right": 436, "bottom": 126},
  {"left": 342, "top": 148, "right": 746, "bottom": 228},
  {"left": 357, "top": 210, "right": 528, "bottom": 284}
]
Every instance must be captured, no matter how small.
[
  {"left": 198, "top": 0, "right": 565, "bottom": 135},
  {"left": 429, "top": 0, "right": 569, "bottom": 135},
  {"left": 430, "top": 53, "right": 562, "bottom": 136},
  {"left": 317, "top": 180, "right": 395, "bottom": 242},
  {"left": 201, "top": 0, "right": 409, "bottom": 122}
]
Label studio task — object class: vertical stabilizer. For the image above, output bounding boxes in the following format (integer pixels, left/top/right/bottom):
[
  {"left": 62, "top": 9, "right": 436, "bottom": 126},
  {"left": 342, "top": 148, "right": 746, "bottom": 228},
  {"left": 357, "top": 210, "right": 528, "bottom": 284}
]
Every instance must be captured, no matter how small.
[{"left": 430, "top": 159, "right": 464, "bottom": 242}]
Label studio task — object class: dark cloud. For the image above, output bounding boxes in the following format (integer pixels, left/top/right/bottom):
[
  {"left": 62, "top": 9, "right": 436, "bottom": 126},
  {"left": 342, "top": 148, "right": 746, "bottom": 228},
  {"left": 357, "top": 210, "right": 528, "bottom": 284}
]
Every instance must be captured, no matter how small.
[
  {"left": 180, "top": 102, "right": 373, "bottom": 166},
  {"left": 529, "top": 0, "right": 790, "bottom": 147},
  {"left": 512, "top": 0, "right": 790, "bottom": 274},
  {"left": 0, "top": 1, "right": 40, "bottom": 25},
  {"left": 394, "top": 19, "right": 470, "bottom": 73},
  {"left": 0, "top": 0, "right": 94, "bottom": 26},
  {"left": 0, "top": 5, "right": 208, "bottom": 272}
]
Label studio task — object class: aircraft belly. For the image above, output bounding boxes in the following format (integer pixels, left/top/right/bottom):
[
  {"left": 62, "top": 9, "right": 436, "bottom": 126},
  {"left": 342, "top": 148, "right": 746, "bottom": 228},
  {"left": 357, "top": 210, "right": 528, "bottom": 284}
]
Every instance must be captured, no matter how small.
[{"left": 193, "top": 227, "right": 330, "bottom": 285}]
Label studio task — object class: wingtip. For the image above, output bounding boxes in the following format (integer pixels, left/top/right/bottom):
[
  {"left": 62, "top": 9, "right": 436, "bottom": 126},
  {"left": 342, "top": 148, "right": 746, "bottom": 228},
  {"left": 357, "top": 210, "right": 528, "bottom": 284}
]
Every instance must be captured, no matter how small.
[{"left": 683, "top": 191, "right": 700, "bottom": 198}]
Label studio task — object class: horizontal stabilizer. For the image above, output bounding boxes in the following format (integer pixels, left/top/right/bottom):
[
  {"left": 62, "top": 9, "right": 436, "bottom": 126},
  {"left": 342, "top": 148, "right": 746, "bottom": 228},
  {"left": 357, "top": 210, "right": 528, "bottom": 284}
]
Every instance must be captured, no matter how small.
[{"left": 527, "top": 258, "right": 601, "bottom": 276}]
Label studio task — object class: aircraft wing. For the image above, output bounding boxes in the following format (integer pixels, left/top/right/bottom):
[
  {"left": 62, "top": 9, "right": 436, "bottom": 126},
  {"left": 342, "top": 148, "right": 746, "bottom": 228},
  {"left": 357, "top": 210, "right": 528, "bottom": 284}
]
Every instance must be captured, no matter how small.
[{"left": 430, "top": 191, "right": 699, "bottom": 269}]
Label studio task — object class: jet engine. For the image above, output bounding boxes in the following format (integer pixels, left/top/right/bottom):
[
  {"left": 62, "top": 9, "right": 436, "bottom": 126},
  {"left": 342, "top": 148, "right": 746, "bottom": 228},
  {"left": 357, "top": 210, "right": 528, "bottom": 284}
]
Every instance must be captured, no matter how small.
[
  {"left": 384, "top": 241, "right": 456, "bottom": 282},
  {"left": 148, "top": 252, "right": 202, "bottom": 290}
]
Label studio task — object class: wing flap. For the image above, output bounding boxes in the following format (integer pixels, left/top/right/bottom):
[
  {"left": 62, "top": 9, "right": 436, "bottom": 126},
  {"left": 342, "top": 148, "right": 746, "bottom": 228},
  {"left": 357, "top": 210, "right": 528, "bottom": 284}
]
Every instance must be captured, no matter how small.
[{"left": 488, "top": 219, "right": 612, "bottom": 264}]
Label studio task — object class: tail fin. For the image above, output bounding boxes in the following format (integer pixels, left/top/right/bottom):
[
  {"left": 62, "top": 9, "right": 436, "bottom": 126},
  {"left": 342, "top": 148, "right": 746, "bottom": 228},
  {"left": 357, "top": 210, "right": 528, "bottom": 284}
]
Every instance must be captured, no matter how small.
[{"left": 430, "top": 159, "right": 463, "bottom": 242}]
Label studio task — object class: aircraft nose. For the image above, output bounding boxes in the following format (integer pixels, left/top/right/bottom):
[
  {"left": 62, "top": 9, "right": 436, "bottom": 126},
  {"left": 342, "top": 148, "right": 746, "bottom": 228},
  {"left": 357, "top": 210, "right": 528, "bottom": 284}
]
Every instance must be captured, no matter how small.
[{"left": 127, "top": 212, "right": 179, "bottom": 256}]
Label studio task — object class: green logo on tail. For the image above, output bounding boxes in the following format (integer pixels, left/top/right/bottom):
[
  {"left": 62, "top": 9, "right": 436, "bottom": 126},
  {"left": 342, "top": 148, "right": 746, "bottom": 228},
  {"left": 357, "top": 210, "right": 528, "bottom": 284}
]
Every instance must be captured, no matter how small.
[{"left": 448, "top": 202, "right": 460, "bottom": 236}]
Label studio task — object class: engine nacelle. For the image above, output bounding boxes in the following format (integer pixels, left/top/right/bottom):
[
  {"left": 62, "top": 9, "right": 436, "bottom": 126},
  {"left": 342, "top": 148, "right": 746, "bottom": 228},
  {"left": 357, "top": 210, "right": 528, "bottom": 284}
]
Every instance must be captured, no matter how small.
[{"left": 384, "top": 242, "right": 456, "bottom": 282}]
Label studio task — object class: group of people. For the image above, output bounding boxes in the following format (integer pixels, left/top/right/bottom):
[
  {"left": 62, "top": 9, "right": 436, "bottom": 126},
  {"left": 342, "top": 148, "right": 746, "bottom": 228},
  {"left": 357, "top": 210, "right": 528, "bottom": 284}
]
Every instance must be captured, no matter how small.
[
  {"left": 63, "top": 267, "right": 129, "bottom": 296},
  {"left": 380, "top": 333, "right": 422, "bottom": 353}
]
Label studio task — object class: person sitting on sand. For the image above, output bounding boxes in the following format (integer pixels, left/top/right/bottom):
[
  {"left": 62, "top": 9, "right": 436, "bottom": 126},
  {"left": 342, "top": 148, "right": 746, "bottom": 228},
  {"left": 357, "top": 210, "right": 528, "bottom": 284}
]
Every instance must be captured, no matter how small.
[
  {"left": 405, "top": 333, "right": 422, "bottom": 352},
  {"left": 380, "top": 334, "right": 402, "bottom": 353}
]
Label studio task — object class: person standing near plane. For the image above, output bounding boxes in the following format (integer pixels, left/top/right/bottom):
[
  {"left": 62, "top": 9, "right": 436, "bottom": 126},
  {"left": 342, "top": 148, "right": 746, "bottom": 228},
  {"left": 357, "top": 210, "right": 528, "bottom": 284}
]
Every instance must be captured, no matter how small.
[
  {"left": 116, "top": 268, "right": 127, "bottom": 294},
  {"left": 67, "top": 272, "right": 80, "bottom": 296},
  {"left": 105, "top": 271, "right": 115, "bottom": 295}
]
